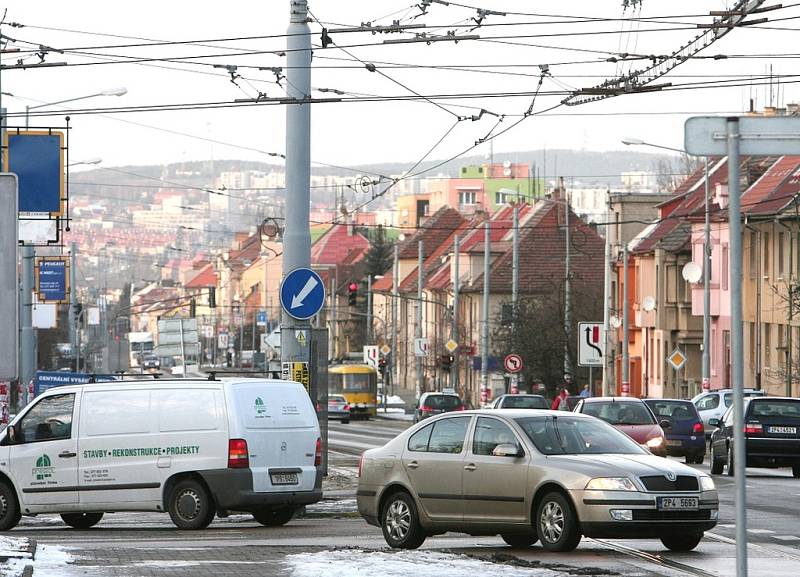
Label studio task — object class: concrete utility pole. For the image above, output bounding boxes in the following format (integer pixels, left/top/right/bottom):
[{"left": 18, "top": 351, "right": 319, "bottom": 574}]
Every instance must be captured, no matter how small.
[
  {"left": 280, "top": 0, "right": 312, "bottom": 366},
  {"left": 20, "top": 246, "right": 35, "bottom": 401},
  {"left": 392, "top": 243, "right": 399, "bottom": 396},
  {"left": 481, "top": 221, "right": 490, "bottom": 403},
  {"left": 622, "top": 243, "right": 629, "bottom": 396},
  {"left": 416, "top": 240, "right": 424, "bottom": 398},
  {"left": 702, "top": 158, "right": 712, "bottom": 390},
  {"left": 451, "top": 235, "right": 460, "bottom": 390},
  {"left": 69, "top": 242, "right": 77, "bottom": 363},
  {"left": 563, "top": 181, "right": 572, "bottom": 379},
  {"left": 367, "top": 274, "right": 373, "bottom": 345},
  {"left": 602, "top": 195, "right": 613, "bottom": 396}
]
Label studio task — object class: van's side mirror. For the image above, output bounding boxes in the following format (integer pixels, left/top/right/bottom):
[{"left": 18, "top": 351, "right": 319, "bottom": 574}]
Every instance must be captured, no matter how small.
[
  {"left": 5, "top": 425, "right": 17, "bottom": 445},
  {"left": 708, "top": 418, "right": 721, "bottom": 428}
]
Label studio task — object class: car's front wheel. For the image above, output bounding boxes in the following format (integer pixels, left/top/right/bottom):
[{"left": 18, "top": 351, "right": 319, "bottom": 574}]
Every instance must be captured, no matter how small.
[
  {"left": 61, "top": 512, "right": 103, "bottom": 529},
  {"left": 501, "top": 533, "right": 538, "bottom": 548},
  {"left": 710, "top": 443, "right": 724, "bottom": 475},
  {"left": 726, "top": 445, "right": 735, "bottom": 476},
  {"left": 0, "top": 482, "right": 20, "bottom": 531},
  {"left": 536, "top": 492, "right": 581, "bottom": 552},
  {"left": 661, "top": 532, "right": 704, "bottom": 551},
  {"left": 381, "top": 492, "right": 425, "bottom": 549}
]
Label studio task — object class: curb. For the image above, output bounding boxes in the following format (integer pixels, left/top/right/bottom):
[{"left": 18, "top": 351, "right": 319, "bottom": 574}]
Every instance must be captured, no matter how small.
[{"left": 21, "top": 537, "right": 36, "bottom": 577}]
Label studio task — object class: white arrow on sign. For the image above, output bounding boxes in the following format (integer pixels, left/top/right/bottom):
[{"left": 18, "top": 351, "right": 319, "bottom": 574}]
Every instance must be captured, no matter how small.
[{"left": 291, "top": 276, "right": 319, "bottom": 309}]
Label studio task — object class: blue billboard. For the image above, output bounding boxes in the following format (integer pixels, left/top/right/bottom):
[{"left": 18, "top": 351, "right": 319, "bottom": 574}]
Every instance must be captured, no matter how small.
[
  {"left": 3, "top": 131, "right": 64, "bottom": 214},
  {"left": 36, "top": 258, "right": 68, "bottom": 302},
  {"left": 33, "top": 371, "right": 117, "bottom": 397}
]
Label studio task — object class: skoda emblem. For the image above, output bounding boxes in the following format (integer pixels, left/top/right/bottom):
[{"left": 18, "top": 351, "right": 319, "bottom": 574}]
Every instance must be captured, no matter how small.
[
  {"left": 666, "top": 471, "right": 676, "bottom": 482},
  {"left": 281, "top": 442, "right": 287, "bottom": 452}
]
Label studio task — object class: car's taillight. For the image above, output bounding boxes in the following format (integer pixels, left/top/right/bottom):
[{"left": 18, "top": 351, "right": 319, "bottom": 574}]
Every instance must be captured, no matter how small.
[
  {"left": 343, "top": 405, "right": 350, "bottom": 412},
  {"left": 744, "top": 423, "right": 763, "bottom": 435},
  {"left": 314, "top": 437, "right": 322, "bottom": 467},
  {"left": 358, "top": 453, "right": 365, "bottom": 478},
  {"left": 421, "top": 405, "right": 434, "bottom": 413},
  {"left": 228, "top": 438, "right": 249, "bottom": 469},
  {"left": 692, "top": 422, "right": 704, "bottom": 434},
  {"left": 454, "top": 405, "right": 465, "bottom": 411}
]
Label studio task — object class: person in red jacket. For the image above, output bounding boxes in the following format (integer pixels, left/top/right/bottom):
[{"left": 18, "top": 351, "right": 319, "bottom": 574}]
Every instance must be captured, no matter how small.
[{"left": 551, "top": 387, "right": 569, "bottom": 410}]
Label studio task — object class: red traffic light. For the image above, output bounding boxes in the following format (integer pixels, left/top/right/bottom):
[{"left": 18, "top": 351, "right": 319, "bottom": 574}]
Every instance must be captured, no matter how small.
[{"left": 348, "top": 282, "right": 358, "bottom": 292}]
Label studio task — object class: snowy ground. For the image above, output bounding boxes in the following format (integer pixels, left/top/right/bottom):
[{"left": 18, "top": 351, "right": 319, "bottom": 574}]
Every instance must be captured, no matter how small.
[
  {"left": 285, "top": 550, "right": 562, "bottom": 577},
  {"left": 1, "top": 537, "right": 78, "bottom": 577}
]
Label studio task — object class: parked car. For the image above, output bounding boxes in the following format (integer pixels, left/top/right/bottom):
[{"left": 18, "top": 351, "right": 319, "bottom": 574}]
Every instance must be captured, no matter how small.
[
  {"left": 709, "top": 396, "right": 800, "bottom": 477},
  {"left": 357, "top": 410, "right": 717, "bottom": 552},
  {"left": 573, "top": 397, "right": 668, "bottom": 457},
  {"left": 413, "top": 392, "right": 465, "bottom": 423},
  {"left": 644, "top": 399, "right": 705, "bottom": 464},
  {"left": 328, "top": 394, "right": 351, "bottom": 424},
  {"left": 692, "top": 388, "right": 765, "bottom": 437},
  {"left": 488, "top": 394, "right": 548, "bottom": 410}
]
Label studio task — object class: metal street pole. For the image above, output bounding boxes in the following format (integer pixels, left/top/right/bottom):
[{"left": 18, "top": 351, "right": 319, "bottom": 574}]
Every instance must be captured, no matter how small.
[
  {"left": 20, "top": 246, "right": 35, "bottom": 402},
  {"left": 451, "top": 235, "right": 460, "bottom": 390},
  {"left": 481, "top": 221, "right": 490, "bottom": 404},
  {"left": 702, "top": 157, "right": 712, "bottom": 391},
  {"left": 727, "top": 117, "right": 748, "bottom": 577},
  {"left": 512, "top": 207, "right": 519, "bottom": 334},
  {"left": 603, "top": 194, "right": 613, "bottom": 396},
  {"left": 280, "top": 0, "right": 312, "bottom": 367},
  {"left": 563, "top": 183, "right": 572, "bottom": 380},
  {"left": 416, "top": 240, "right": 424, "bottom": 398},
  {"left": 392, "top": 243, "right": 399, "bottom": 397},
  {"left": 69, "top": 243, "right": 77, "bottom": 363},
  {"left": 367, "top": 274, "right": 373, "bottom": 345},
  {"left": 622, "top": 243, "right": 629, "bottom": 396}
]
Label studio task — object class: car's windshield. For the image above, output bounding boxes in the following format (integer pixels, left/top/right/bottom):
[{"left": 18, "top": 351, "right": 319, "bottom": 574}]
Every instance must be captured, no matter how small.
[
  {"left": 581, "top": 401, "right": 655, "bottom": 425},
  {"left": 502, "top": 396, "right": 547, "bottom": 409},
  {"left": 424, "top": 395, "right": 462, "bottom": 409},
  {"left": 516, "top": 416, "right": 646, "bottom": 455}
]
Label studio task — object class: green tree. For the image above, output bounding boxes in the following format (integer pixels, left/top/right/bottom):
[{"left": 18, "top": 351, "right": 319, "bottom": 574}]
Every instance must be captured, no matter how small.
[{"left": 364, "top": 225, "right": 394, "bottom": 278}]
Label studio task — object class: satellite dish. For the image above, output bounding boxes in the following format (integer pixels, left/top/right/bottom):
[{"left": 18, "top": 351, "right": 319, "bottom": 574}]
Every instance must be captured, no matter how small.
[
  {"left": 610, "top": 316, "right": 622, "bottom": 329},
  {"left": 682, "top": 262, "right": 702, "bottom": 283},
  {"left": 642, "top": 296, "right": 656, "bottom": 312},
  {"left": 503, "top": 168, "right": 512, "bottom": 176},
  {"left": 503, "top": 160, "right": 512, "bottom": 168}
]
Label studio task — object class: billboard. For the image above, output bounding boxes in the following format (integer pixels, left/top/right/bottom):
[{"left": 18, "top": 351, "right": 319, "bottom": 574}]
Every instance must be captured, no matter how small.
[
  {"left": 3, "top": 131, "right": 65, "bottom": 215},
  {"left": 36, "top": 257, "right": 69, "bottom": 303}
]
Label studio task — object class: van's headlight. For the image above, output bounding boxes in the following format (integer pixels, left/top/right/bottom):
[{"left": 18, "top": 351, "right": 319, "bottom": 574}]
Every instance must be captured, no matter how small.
[
  {"left": 585, "top": 477, "right": 637, "bottom": 491},
  {"left": 646, "top": 437, "right": 664, "bottom": 448},
  {"left": 699, "top": 476, "right": 716, "bottom": 491}
]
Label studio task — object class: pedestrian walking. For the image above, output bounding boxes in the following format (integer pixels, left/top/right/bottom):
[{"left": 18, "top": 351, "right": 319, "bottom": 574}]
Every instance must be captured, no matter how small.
[{"left": 580, "top": 384, "right": 592, "bottom": 398}]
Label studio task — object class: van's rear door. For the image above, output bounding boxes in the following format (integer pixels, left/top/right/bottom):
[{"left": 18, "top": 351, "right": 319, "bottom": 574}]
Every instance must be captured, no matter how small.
[{"left": 228, "top": 381, "right": 319, "bottom": 493}]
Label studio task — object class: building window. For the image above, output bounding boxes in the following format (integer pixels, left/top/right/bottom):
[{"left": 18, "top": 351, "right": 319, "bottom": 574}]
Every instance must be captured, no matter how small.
[
  {"left": 722, "top": 244, "right": 729, "bottom": 291},
  {"left": 764, "top": 323, "right": 771, "bottom": 364},
  {"left": 749, "top": 231, "right": 758, "bottom": 279},
  {"left": 666, "top": 265, "right": 677, "bottom": 303},
  {"left": 478, "top": 167, "right": 483, "bottom": 174},
  {"left": 749, "top": 323, "right": 755, "bottom": 369},
  {"left": 779, "top": 232, "right": 785, "bottom": 277},
  {"left": 763, "top": 232, "right": 771, "bottom": 279},
  {"left": 458, "top": 191, "right": 477, "bottom": 206}
]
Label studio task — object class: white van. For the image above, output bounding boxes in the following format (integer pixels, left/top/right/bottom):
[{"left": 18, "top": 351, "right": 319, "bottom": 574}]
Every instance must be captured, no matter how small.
[{"left": 0, "top": 377, "right": 322, "bottom": 530}]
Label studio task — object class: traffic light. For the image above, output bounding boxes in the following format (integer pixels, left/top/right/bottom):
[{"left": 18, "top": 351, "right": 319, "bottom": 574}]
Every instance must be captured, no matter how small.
[
  {"left": 72, "top": 303, "right": 83, "bottom": 326},
  {"left": 348, "top": 282, "right": 358, "bottom": 306},
  {"left": 190, "top": 297, "right": 197, "bottom": 318},
  {"left": 209, "top": 287, "right": 216, "bottom": 308},
  {"left": 378, "top": 357, "right": 387, "bottom": 378},
  {"left": 441, "top": 354, "right": 453, "bottom": 371}
]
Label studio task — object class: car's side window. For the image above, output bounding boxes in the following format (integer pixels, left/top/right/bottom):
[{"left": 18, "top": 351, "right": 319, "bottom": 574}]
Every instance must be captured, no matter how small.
[
  {"left": 18, "top": 393, "right": 75, "bottom": 444},
  {"left": 722, "top": 407, "right": 735, "bottom": 427},
  {"left": 724, "top": 394, "right": 733, "bottom": 408},
  {"left": 427, "top": 417, "right": 470, "bottom": 454},
  {"left": 472, "top": 417, "right": 518, "bottom": 456},
  {"left": 408, "top": 424, "right": 433, "bottom": 452},
  {"left": 695, "top": 395, "right": 719, "bottom": 411}
]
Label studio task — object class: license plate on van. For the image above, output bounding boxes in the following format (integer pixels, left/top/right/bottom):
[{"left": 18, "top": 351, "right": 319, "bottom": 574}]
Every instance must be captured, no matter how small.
[
  {"left": 657, "top": 497, "right": 699, "bottom": 511},
  {"left": 270, "top": 473, "right": 299, "bottom": 485}
]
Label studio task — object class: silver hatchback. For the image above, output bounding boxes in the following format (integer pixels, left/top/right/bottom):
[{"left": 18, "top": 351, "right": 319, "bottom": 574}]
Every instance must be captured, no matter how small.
[{"left": 357, "top": 410, "right": 718, "bottom": 552}]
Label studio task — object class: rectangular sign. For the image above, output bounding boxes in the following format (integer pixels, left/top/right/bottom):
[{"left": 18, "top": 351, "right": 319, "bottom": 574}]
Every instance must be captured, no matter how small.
[
  {"left": 154, "top": 343, "right": 200, "bottom": 357},
  {"left": 578, "top": 322, "right": 604, "bottom": 367},
  {"left": 363, "top": 345, "right": 378, "bottom": 369},
  {"left": 685, "top": 116, "right": 800, "bottom": 156},
  {"left": 3, "top": 131, "right": 65, "bottom": 214},
  {"left": 33, "top": 371, "right": 117, "bottom": 397},
  {"left": 157, "top": 331, "right": 199, "bottom": 346},
  {"left": 36, "top": 257, "right": 68, "bottom": 302},
  {"left": 157, "top": 318, "right": 198, "bottom": 334},
  {"left": 0, "top": 175, "right": 18, "bottom": 380},
  {"left": 282, "top": 361, "right": 310, "bottom": 393}
]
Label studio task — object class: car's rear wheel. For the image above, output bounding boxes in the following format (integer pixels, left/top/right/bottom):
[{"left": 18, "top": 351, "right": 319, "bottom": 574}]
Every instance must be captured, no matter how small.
[
  {"left": 501, "top": 533, "right": 538, "bottom": 548},
  {"left": 792, "top": 465, "right": 800, "bottom": 479},
  {"left": 168, "top": 479, "right": 215, "bottom": 530},
  {"left": 341, "top": 417, "right": 350, "bottom": 424},
  {"left": 61, "top": 512, "right": 103, "bottom": 529},
  {"left": 536, "top": 492, "right": 581, "bottom": 552},
  {"left": 661, "top": 532, "right": 704, "bottom": 551},
  {"left": 0, "top": 482, "right": 21, "bottom": 531},
  {"left": 726, "top": 445, "right": 735, "bottom": 476},
  {"left": 252, "top": 507, "right": 296, "bottom": 527},
  {"left": 381, "top": 492, "right": 425, "bottom": 549},
  {"left": 710, "top": 444, "right": 724, "bottom": 475}
]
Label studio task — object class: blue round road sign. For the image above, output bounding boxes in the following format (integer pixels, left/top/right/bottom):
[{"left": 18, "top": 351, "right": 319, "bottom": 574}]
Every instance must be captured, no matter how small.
[{"left": 280, "top": 268, "right": 326, "bottom": 320}]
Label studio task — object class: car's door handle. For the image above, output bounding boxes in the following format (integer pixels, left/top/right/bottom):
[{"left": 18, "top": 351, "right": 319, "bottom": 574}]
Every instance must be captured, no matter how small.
[
  {"left": 59, "top": 451, "right": 77, "bottom": 458},
  {"left": 464, "top": 463, "right": 477, "bottom": 471},
  {"left": 407, "top": 461, "right": 419, "bottom": 469}
]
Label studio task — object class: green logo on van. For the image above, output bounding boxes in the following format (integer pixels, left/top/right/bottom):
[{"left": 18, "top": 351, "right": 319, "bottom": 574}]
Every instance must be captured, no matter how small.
[
  {"left": 255, "top": 397, "right": 267, "bottom": 415},
  {"left": 32, "top": 454, "right": 54, "bottom": 480}
]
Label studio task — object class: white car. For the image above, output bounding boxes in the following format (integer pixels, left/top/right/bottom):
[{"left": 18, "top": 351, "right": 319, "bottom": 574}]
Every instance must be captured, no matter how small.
[
  {"left": 692, "top": 388, "right": 765, "bottom": 436},
  {"left": 0, "top": 377, "right": 321, "bottom": 531}
]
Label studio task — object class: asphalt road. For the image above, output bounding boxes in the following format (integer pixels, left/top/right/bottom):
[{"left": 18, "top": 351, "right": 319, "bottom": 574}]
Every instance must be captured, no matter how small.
[{"left": 8, "top": 417, "right": 800, "bottom": 576}]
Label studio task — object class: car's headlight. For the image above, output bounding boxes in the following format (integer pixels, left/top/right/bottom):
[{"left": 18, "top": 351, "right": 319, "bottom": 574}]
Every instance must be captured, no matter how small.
[
  {"left": 646, "top": 436, "right": 664, "bottom": 448},
  {"left": 585, "top": 477, "right": 637, "bottom": 491},
  {"left": 699, "top": 476, "right": 716, "bottom": 491}
]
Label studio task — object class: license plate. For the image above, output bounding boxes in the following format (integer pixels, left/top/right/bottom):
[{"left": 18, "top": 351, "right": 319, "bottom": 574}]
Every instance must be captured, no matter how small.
[
  {"left": 769, "top": 426, "right": 797, "bottom": 434},
  {"left": 270, "top": 473, "right": 299, "bottom": 485},
  {"left": 658, "top": 497, "right": 699, "bottom": 511},
  {"left": 666, "top": 439, "right": 682, "bottom": 447}
]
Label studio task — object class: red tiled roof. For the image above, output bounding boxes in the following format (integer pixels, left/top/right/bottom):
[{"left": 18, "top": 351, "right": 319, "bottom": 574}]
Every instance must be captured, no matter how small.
[
  {"left": 742, "top": 156, "right": 800, "bottom": 216},
  {"left": 311, "top": 223, "right": 370, "bottom": 266},
  {"left": 397, "top": 207, "right": 466, "bottom": 260},
  {"left": 185, "top": 264, "right": 217, "bottom": 289}
]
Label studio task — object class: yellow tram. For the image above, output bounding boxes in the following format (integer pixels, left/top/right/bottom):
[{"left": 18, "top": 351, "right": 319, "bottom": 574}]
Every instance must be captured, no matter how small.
[{"left": 328, "top": 364, "right": 378, "bottom": 419}]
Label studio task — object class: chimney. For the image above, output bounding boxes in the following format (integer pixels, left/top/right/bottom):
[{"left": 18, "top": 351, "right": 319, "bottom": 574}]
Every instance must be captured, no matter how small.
[{"left": 715, "top": 183, "right": 729, "bottom": 209}]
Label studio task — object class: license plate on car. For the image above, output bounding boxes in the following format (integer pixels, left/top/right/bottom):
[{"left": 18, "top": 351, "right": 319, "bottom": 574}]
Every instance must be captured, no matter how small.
[
  {"left": 769, "top": 426, "right": 797, "bottom": 434},
  {"left": 270, "top": 473, "right": 299, "bottom": 485},
  {"left": 658, "top": 497, "right": 699, "bottom": 511},
  {"left": 666, "top": 439, "right": 682, "bottom": 447}
]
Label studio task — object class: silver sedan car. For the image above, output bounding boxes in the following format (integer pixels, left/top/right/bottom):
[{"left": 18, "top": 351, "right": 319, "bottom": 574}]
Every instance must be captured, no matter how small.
[{"left": 357, "top": 410, "right": 718, "bottom": 552}]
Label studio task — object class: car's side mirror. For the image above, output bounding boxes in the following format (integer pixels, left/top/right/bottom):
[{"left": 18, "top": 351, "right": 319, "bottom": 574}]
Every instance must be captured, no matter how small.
[
  {"left": 5, "top": 425, "right": 18, "bottom": 445},
  {"left": 708, "top": 418, "right": 721, "bottom": 428},
  {"left": 659, "top": 419, "right": 671, "bottom": 430},
  {"left": 492, "top": 443, "right": 524, "bottom": 458}
]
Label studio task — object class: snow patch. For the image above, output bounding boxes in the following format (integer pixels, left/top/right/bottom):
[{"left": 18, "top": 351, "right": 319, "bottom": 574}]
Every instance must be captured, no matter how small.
[
  {"left": 4, "top": 543, "right": 80, "bottom": 577},
  {"left": 285, "top": 550, "right": 561, "bottom": 577},
  {"left": 305, "top": 498, "right": 357, "bottom": 513}
]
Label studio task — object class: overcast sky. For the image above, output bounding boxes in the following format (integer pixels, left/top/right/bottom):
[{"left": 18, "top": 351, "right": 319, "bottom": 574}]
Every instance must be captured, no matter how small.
[{"left": 1, "top": 1, "right": 798, "bottom": 173}]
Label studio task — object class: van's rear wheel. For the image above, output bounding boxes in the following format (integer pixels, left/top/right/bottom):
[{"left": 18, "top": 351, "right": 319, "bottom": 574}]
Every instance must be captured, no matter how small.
[
  {"left": 0, "top": 482, "right": 20, "bottom": 531},
  {"left": 61, "top": 512, "right": 103, "bottom": 529},
  {"left": 168, "top": 479, "right": 215, "bottom": 530},
  {"left": 252, "top": 507, "right": 296, "bottom": 527}
]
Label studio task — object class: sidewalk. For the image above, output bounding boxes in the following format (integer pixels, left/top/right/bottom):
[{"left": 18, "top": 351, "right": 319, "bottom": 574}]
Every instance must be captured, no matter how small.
[{"left": 373, "top": 409, "right": 413, "bottom": 421}]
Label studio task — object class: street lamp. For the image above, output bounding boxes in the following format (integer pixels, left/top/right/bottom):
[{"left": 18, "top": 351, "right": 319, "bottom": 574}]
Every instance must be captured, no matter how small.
[
  {"left": 26, "top": 88, "right": 127, "bottom": 128},
  {"left": 622, "top": 137, "right": 712, "bottom": 393}
]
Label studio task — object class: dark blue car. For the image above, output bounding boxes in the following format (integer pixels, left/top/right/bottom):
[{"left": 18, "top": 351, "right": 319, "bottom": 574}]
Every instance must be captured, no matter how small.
[{"left": 644, "top": 399, "right": 706, "bottom": 464}]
